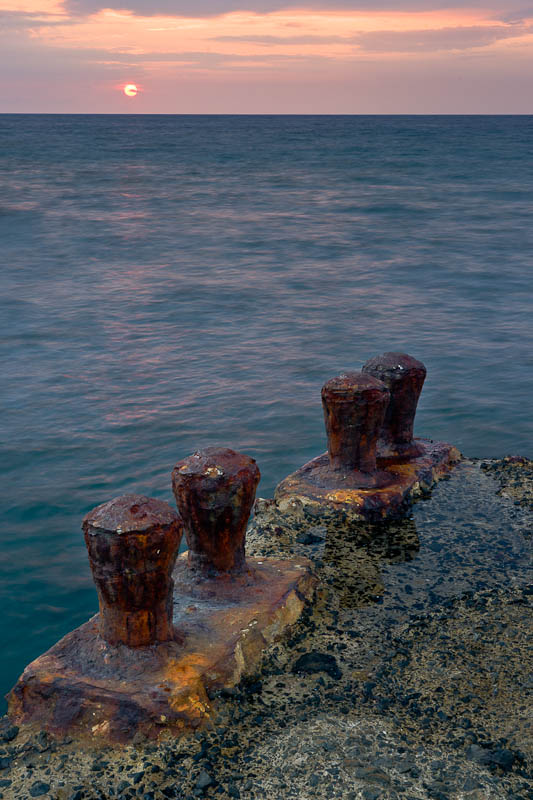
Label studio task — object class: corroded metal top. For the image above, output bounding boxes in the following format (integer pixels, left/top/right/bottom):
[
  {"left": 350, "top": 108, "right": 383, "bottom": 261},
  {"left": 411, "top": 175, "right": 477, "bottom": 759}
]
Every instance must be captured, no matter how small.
[
  {"left": 362, "top": 352, "right": 426, "bottom": 384},
  {"left": 321, "top": 371, "right": 387, "bottom": 399},
  {"left": 172, "top": 447, "right": 260, "bottom": 575},
  {"left": 82, "top": 494, "right": 183, "bottom": 647},
  {"left": 362, "top": 352, "right": 427, "bottom": 459},
  {"left": 174, "top": 446, "right": 259, "bottom": 484},
  {"left": 83, "top": 494, "right": 179, "bottom": 535},
  {"left": 320, "top": 370, "right": 391, "bottom": 486}
]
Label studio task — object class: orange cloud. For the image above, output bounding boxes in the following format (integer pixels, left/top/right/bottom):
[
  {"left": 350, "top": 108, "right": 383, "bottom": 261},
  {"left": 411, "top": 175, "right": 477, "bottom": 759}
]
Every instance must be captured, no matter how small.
[
  {"left": 2, "top": 1, "right": 533, "bottom": 112},
  {"left": 0, "top": 0, "right": 63, "bottom": 11},
  {"left": 25, "top": 6, "right": 530, "bottom": 65}
]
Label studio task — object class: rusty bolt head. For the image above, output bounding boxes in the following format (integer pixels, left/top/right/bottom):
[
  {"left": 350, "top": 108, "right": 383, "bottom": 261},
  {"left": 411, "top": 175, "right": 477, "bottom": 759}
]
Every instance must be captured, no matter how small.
[
  {"left": 321, "top": 371, "right": 390, "bottom": 483},
  {"left": 172, "top": 447, "right": 260, "bottom": 576},
  {"left": 83, "top": 495, "right": 182, "bottom": 647},
  {"left": 362, "top": 352, "right": 426, "bottom": 459}
]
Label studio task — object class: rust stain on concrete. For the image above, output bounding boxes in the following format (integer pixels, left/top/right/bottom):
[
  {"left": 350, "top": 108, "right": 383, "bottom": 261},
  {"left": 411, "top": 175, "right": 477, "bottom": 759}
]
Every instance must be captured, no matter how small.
[{"left": 8, "top": 555, "right": 315, "bottom": 744}]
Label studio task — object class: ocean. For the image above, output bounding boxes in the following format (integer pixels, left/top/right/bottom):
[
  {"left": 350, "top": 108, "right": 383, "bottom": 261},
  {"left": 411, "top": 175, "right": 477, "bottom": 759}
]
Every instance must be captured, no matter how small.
[{"left": 1, "top": 114, "right": 532, "bottom": 708}]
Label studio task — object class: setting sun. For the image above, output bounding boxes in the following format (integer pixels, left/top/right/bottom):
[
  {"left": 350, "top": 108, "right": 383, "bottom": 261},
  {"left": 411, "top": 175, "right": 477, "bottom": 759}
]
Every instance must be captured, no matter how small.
[{"left": 123, "top": 84, "right": 138, "bottom": 97}]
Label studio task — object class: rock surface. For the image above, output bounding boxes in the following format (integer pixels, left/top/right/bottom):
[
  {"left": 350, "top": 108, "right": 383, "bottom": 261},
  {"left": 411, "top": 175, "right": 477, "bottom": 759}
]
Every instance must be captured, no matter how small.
[
  {"left": 481, "top": 455, "right": 533, "bottom": 510},
  {"left": 1, "top": 459, "right": 532, "bottom": 799}
]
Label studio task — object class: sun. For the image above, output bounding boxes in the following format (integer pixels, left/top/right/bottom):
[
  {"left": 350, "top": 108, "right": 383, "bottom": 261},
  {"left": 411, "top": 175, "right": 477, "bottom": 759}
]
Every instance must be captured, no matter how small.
[{"left": 123, "top": 84, "right": 138, "bottom": 97}]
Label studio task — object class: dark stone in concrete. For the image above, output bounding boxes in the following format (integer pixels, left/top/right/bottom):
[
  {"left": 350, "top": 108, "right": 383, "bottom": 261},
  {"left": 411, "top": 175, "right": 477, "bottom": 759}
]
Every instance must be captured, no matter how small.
[
  {"left": 292, "top": 652, "right": 342, "bottom": 680},
  {"left": 489, "top": 748, "right": 516, "bottom": 771},
  {"left": 195, "top": 770, "right": 213, "bottom": 791},
  {"left": 0, "top": 721, "right": 18, "bottom": 743},
  {"left": 296, "top": 531, "right": 324, "bottom": 545},
  {"left": 29, "top": 782, "right": 50, "bottom": 797}
]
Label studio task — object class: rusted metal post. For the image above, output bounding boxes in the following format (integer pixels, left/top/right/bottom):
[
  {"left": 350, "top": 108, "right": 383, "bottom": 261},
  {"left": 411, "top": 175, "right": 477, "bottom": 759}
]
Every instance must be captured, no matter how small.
[
  {"left": 362, "top": 352, "right": 426, "bottom": 459},
  {"left": 172, "top": 447, "right": 260, "bottom": 576},
  {"left": 83, "top": 495, "right": 183, "bottom": 647},
  {"left": 321, "top": 371, "right": 390, "bottom": 486}
]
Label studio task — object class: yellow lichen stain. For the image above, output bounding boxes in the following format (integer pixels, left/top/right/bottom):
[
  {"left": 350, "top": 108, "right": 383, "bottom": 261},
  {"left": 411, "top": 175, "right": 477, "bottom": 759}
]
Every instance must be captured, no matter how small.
[
  {"left": 164, "top": 653, "right": 209, "bottom": 685},
  {"left": 37, "top": 673, "right": 58, "bottom": 686},
  {"left": 387, "top": 463, "right": 415, "bottom": 478},
  {"left": 325, "top": 490, "right": 365, "bottom": 503},
  {"left": 169, "top": 685, "right": 211, "bottom": 717},
  {"left": 91, "top": 720, "right": 110, "bottom": 736},
  {"left": 162, "top": 654, "right": 212, "bottom": 718},
  {"left": 205, "top": 466, "right": 223, "bottom": 477}
]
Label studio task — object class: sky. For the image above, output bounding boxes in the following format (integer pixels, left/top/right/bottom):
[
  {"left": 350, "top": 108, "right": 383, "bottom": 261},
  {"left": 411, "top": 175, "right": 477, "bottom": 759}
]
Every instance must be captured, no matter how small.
[{"left": 1, "top": 0, "right": 533, "bottom": 112}]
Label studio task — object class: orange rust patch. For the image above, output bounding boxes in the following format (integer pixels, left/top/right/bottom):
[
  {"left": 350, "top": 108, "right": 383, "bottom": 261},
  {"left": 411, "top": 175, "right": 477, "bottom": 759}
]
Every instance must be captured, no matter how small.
[
  {"left": 7, "top": 557, "right": 315, "bottom": 744},
  {"left": 275, "top": 439, "right": 461, "bottom": 521}
]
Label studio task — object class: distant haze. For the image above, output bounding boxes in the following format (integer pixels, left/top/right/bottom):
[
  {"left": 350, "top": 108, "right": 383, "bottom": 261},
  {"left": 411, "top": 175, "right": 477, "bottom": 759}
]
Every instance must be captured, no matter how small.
[{"left": 1, "top": 1, "right": 533, "bottom": 113}]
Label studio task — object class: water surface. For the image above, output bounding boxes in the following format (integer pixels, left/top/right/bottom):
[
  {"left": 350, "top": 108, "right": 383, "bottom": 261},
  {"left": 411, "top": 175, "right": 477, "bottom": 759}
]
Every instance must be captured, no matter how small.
[{"left": 1, "top": 114, "right": 532, "bottom": 707}]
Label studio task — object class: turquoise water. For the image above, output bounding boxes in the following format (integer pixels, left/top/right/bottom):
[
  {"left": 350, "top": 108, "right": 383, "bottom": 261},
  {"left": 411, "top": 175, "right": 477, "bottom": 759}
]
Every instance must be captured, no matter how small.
[{"left": 1, "top": 115, "right": 532, "bottom": 708}]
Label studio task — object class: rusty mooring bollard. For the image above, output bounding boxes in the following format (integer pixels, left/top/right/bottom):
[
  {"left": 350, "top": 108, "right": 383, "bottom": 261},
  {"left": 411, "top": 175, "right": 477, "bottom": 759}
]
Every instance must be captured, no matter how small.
[
  {"left": 321, "top": 371, "right": 391, "bottom": 487},
  {"left": 172, "top": 447, "right": 260, "bottom": 575},
  {"left": 83, "top": 495, "right": 183, "bottom": 647},
  {"left": 362, "top": 352, "right": 426, "bottom": 459}
]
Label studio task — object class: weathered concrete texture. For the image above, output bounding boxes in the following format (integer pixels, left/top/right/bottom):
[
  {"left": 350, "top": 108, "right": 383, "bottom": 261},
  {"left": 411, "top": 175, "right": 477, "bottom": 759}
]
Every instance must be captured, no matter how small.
[
  {"left": 275, "top": 438, "right": 461, "bottom": 522},
  {"left": 1, "top": 460, "right": 531, "bottom": 800},
  {"left": 481, "top": 455, "right": 533, "bottom": 510},
  {"left": 7, "top": 555, "right": 315, "bottom": 744}
]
